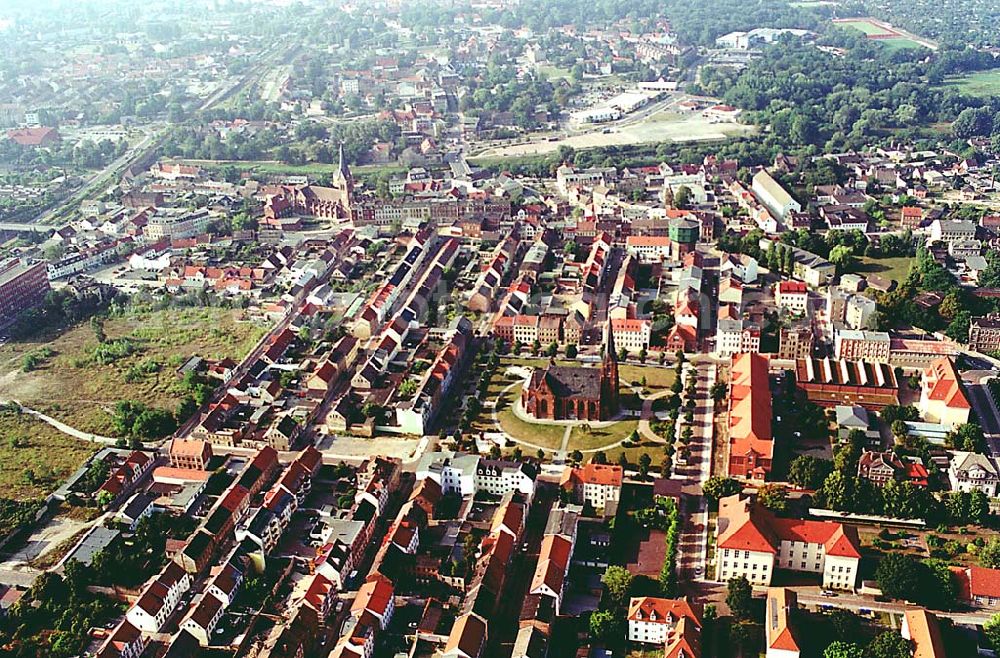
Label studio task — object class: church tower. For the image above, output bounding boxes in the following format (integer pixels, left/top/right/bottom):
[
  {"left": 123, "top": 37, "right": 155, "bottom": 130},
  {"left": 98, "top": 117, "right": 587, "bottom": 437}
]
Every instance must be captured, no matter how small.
[
  {"left": 333, "top": 142, "right": 353, "bottom": 194},
  {"left": 602, "top": 320, "right": 620, "bottom": 415}
]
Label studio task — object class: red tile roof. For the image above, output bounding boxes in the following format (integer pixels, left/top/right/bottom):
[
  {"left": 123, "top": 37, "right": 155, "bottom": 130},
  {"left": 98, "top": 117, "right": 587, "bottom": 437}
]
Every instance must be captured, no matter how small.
[
  {"left": 777, "top": 280, "right": 807, "bottom": 295},
  {"left": 728, "top": 354, "right": 773, "bottom": 475},
  {"left": 560, "top": 463, "right": 623, "bottom": 488},
  {"left": 531, "top": 534, "right": 572, "bottom": 595},
  {"left": 7, "top": 126, "right": 59, "bottom": 146},
  {"left": 968, "top": 565, "right": 1000, "bottom": 600},
  {"left": 717, "top": 495, "right": 861, "bottom": 558},
  {"left": 627, "top": 597, "right": 703, "bottom": 627},
  {"left": 353, "top": 574, "right": 394, "bottom": 617},
  {"left": 923, "top": 357, "right": 970, "bottom": 410},
  {"left": 904, "top": 609, "right": 946, "bottom": 658},
  {"left": 664, "top": 617, "right": 701, "bottom": 658},
  {"left": 766, "top": 588, "right": 800, "bottom": 653}
]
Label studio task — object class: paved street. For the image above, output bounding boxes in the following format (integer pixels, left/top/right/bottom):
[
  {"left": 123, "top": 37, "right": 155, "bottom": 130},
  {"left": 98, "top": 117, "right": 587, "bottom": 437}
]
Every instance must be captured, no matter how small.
[
  {"left": 792, "top": 587, "right": 994, "bottom": 626},
  {"left": 961, "top": 370, "right": 1000, "bottom": 454},
  {"left": 674, "top": 362, "right": 716, "bottom": 584}
]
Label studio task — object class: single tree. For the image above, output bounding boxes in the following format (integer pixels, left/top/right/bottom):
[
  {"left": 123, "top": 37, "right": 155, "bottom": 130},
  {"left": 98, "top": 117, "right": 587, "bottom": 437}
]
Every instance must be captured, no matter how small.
[
  {"left": 703, "top": 476, "right": 742, "bottom": 502},
  {"left": 757, "top": 484, "right": 789, "bottom": 512},
  {"left": 638, "top": 453, "right": 652, "bottom": 478},
  {"left": 865, "top": 631, "right": 912, "bottom": 658},
  {"left": 788, "top": 455, "right": 833, "bottom": 490},
  {"left": 984, "top": 613, "right": 1000, "bottom": 652},
  {"left": 589, "top": 609, "right": 622, "bottom": 642},
  {"left": 601, "top": 565, "right": 634, "bottom": 609},
  {"left": 875, "top": 553, "right": 922, "bottom": 602},
  {"left": 823, "top": 641, "right": 864, "bottom": 658},
  {"left": 726, "top": 576, "right": 753, "bottom": 620}
]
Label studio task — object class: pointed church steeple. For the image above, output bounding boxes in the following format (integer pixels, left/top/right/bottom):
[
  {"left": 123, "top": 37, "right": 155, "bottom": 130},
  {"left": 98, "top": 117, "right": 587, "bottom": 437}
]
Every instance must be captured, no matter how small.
[
  {"left": 602, "top": 320, "right": 620, "bottom": 414},
  {"left": 333, "top": 142, "right": 353, "bottom": 192}
]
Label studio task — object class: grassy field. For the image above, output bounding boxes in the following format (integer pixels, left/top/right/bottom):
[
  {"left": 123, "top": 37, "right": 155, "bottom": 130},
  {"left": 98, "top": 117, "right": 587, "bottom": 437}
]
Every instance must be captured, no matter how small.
[
  {"left": 942, "top": 70, "right": 1000, "bottom": 98},
  {"left": 536, "top": 64, "right": 573, "bottom": 81},
  {"left": 0, "top": 307, "right": 268, "bottom": 436},
  {"left": 496, "top": 404, "right": 567, "bottom": 449},
  {"left": 620, "top": 365, "right": 676, "bottom": 390},
  {"left": 855, "top": 256, "right": 914, "bottom": 282},
  {"left": 857, "top": 525, "right": 984, "bottom": 567},
  {"left": 878, "top": 38, "right": 925, "bottom": 52},
  {"left": 0, "top": 408, "right": 97, "bottom": 500},
  {"left": 836, "top": 19, "right": 895, "bottom": 37},
  {"left": 834, "top": 19, "right": 927, "bottom": 49},
  {"left": 568, "top": 419, "right": 639, "bottom": 450}
]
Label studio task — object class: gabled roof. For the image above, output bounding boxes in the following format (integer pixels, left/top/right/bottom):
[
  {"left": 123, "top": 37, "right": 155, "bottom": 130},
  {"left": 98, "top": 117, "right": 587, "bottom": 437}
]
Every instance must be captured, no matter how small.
[
  {"left": 716, "top": 495, "right": 777, "bottom": 554},
  {"left": 530, "top": 534, "right": 572, "bottom": 594},
  {"left": 922, "top": 357, "right": 970, "bottom": 410},
  {"left": 304, "top": 573, "right": 335, "bottom": 611},
  {"left": 728, "top": 353, "right": 773, "bottom": 466},
  {"left": 716, "top": 495, "right": 861, "bottom": 558},
  {"left": 765, "top": 588, "right": 800, "bottom": 653},
  {"left": 560, "top": 463, "right": 623, "bottom": 488},
  {"left": 352, "top": 574, "right": 394, "bottom": 617},
  {"left": 664, "top": 616, "right": 701, "bottom": 658},
  {"left": 903, "top": 609, "right": 946, "bottom": 658},
  {"left": 627, "top": 597, "right": 703, "bottom": 627},
  {"left": 443, "top": 612, "right": 487, "bottom": 658},
  {"left": 968, "top": 565, "right": 1000, "bottom": 599}
]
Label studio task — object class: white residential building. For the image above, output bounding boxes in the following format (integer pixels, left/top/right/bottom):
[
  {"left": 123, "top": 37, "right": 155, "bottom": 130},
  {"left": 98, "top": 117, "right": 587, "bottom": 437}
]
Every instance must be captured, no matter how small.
[
  {"left": 560, "top": 463, "right": 623, "bottom": 510},
  {"left": 752, "top": 170, "right": 801, "bottom": 220},
  {"left": 417, "top": 451, "right": 536, "bottom": 498},
  {"left": 715, "top": 495, "right": 861, "bottom": 591},
  {"left": 125, "top": 562, "right": 192, "bottom": 633},
  {"left": 626, "top": 597, "right": 702, "bottom": 644},
  {"left": 845, "top": 295, "right": 877, "bottom": 331},
  {"left": 948, "top": 451, "right": 1000, "bottom": 497},
  {"left": 919, "top": 357, "right": 971, "bottom": 429},
  {"left": 180, "top": 592, "right": 225, "bottom": 646},
  {"left": 775, "top": 281, "right": 809, "bottom": 315},
  {"left": 474, "top": 459, "right": 537, "bottom": 497},
  {"left": 610, "top": 318, "right": 651, "bottom": 353}
]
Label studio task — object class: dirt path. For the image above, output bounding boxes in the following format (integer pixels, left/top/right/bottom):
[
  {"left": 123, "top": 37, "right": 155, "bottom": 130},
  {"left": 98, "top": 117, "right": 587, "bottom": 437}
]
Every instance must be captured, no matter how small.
[{"left": 0, "top": 399, "right": 118, "bottom": 445}]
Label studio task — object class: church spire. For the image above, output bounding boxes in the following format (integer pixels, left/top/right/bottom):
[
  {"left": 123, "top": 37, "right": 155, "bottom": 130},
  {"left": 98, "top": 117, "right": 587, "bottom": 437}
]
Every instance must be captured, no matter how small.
[
  {"left": 602, "top": 319, "right": 620, "bottom": 415},
  {"left": 605, "top": 319, "right": 617, "bottom": 364},
  {"left": 334, "top": 142, "right": 352, "bottom": 191}
]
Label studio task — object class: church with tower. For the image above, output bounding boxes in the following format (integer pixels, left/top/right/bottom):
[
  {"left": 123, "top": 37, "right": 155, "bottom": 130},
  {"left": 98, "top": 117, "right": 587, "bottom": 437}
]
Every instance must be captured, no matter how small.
[
  {"left": 263, "top": 143, "right": 354, "bottom": 222},
  {"left": 521, "top": 322, "right": 620, "bottom": 421}
]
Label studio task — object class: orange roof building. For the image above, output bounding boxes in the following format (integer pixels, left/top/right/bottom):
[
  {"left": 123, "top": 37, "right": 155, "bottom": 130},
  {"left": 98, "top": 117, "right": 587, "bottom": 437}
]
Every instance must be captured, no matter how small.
[
  {"left": 664, "top": 616, "right": 701, "bottom": 658},
  {"left": 765, "top": 588, "right": 801, "bottom": 658},
  {"left": 727, "top": 353, "right": 773, "bottom": 481},
  {"left": 169, "top": 439, "right": 213, "bottom": 471},
  {"left": 715, "top": 494, "right": 861, "bottom": 590},
  {"left": 901, "top": 609, "right": 946, "bottom": 658},
  {"left": 919, "top": 356, "right": 970, "bottom": 428},
  {"left": 529, "top": 534, "right": 573, "bottom": 614},
  {"left": 627, "top": 597, "right": 703, "bottom": 645},
  {"left": 560, "top": 463, "right": 623, "bottom": 511},
  {"left": 952, "top": 565, "right": 1000, "bottom": 608}
]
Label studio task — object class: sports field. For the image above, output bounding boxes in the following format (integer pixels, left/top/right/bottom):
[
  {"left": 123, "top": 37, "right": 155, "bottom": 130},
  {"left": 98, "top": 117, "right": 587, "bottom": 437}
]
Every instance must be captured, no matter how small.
[{"left": 833, "top": 17, "right": 934, "bottom": 50}]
